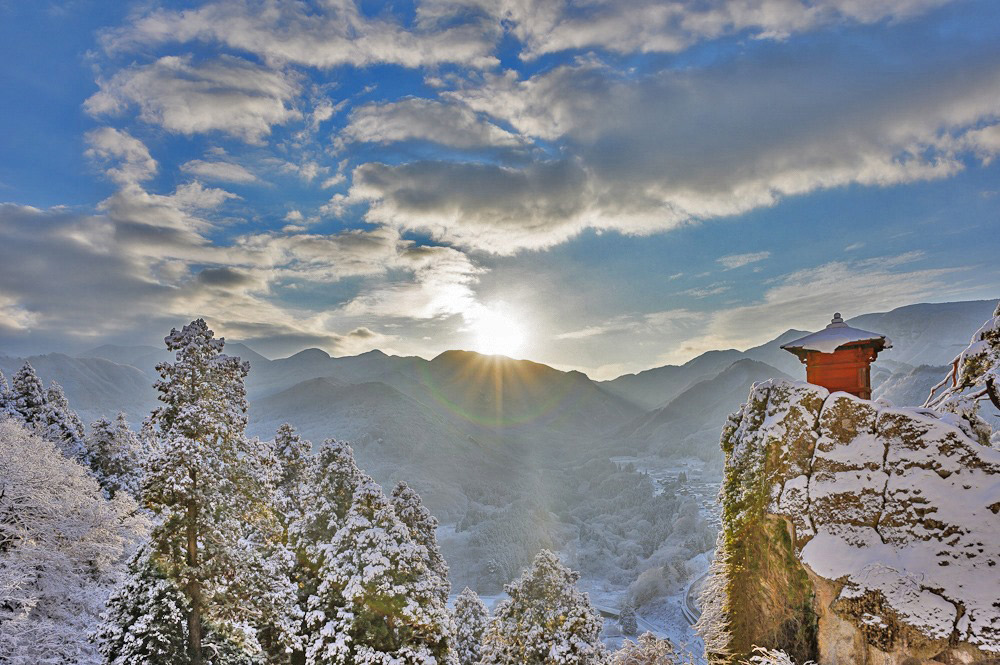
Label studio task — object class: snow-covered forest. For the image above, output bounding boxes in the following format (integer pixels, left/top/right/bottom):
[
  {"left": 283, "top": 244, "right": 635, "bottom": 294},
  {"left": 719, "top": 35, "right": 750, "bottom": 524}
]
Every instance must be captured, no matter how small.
[{"left": 0, "top": 319, "right": 692, "bottom": 664}]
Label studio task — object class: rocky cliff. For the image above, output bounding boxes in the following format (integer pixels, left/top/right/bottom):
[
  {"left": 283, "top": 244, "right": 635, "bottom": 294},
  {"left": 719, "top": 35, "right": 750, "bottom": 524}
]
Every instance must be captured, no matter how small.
[{"left": 699, "top": 379, "right": 1000, "bottom": 664}]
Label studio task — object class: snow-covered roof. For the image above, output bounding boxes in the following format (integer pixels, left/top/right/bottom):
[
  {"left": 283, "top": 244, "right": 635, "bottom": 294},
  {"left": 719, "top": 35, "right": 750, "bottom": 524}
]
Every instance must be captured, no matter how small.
[{"left": 781, "top": 313, "right": 891, "bottom": 354}]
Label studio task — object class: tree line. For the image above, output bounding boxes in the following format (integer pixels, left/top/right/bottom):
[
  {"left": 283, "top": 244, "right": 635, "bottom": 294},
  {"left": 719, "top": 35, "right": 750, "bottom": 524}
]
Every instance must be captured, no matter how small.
[{"left": 0, "top": 319, "right": 686, "bottom": 664}]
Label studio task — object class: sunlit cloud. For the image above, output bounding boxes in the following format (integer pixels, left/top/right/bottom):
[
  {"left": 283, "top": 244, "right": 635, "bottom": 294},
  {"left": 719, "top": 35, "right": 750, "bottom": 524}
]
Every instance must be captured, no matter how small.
[{"left": 86, "top": 55, "right": 301, "bottom": 144}]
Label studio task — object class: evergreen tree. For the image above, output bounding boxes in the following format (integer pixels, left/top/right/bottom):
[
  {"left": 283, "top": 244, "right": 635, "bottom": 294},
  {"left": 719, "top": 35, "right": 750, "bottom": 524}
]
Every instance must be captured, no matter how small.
[
  {"left": 44, "top": 380, "right": 87, "bottom": 460},
  {"left": 391, "top": 481, "right": 450, "bottom": 603},
  {"left": 288, "top": 438, "right": 364, "bottom": 663},
  {"left": 619, "top": 600, "right": 637, "bottom": 636},
  {"left": 11, "top": 362, "right": 47, "bottom": 428},
  {"left": 480, "top": 550, "right": 608, "bottom": 665},
  {"left": 0, "top": 369, "right": 16, "bottom": 418},
  {"left": 87, "top": 413, "right": 144, "bottom": 498},
  {"left": 453, "top": 587, "right": 489, "bottom": 665},
  {"left": 96, "top": 543, "right": 190, "bottom": 665},
  {"left": 274, "top": 423, "right": 311, "bottom": 520},
  {"left": 291, "top": 438, "right": 363, "bottom": 549},
  {"left": 305, "top": 477, "right": 452, "bottom": 665},
  {"left": 241, "top": 435, "right": 302, "bottom": 665},
  {"left": 142, "top": 319, "right": 274, "bottom": 664}
]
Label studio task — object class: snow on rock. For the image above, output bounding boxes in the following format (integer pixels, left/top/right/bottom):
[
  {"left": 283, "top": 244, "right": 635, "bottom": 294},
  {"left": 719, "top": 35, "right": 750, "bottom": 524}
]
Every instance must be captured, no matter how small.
[{"left": 712, "top": 378, "right": 1000, "bottom": 664}]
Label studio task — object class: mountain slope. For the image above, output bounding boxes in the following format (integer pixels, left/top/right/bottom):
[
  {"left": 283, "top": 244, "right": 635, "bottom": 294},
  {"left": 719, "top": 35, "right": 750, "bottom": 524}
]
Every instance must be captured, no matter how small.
[
  {"left": 0, "top": 353, "right": 157, "bottom": 425},
  {"left": 248, "top": 376, "right": 525, "bottom": 517},
  {"left": 847, "top": 299, "right": 998, "bottom": 367},
  {"left": 600, "top": 349, "right": 744, "bottom": 410},
  {"left": 618, "top": 359, "right": 793, "bottom": 461}
]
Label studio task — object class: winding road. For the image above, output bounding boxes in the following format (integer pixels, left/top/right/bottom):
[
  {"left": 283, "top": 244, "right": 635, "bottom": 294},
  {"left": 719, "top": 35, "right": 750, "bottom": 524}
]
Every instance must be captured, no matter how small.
[{"left": 682, "top": 571, "right": 708, "bottom": 626}]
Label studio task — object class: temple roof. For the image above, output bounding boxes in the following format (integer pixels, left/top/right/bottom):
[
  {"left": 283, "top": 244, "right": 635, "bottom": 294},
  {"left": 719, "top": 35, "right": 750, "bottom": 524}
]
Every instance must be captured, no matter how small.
[{"left": 781, "top": 313, "right": 892, "bottom": 354}]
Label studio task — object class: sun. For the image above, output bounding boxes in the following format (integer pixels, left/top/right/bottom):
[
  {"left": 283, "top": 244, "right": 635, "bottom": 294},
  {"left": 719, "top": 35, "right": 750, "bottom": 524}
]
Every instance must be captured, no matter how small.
[{"left": 470, "top": 305, "right": 527, "bottom": 357}]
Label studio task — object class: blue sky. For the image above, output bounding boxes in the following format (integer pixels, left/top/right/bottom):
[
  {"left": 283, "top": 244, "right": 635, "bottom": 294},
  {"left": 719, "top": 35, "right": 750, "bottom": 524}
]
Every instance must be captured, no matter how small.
[{"left": 0, "top": 0, "right": 998, "bottom": 378}]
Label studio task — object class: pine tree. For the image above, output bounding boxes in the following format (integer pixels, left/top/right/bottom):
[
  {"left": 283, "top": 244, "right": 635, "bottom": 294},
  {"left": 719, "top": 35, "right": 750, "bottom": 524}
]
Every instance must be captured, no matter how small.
[
  {"left": 11, "top": 362, "right": 47, "bottom": 428},
  {"left": 0, "top": 369, "right": 16, "bottom": 418},
  {"left": 44, "top": 381, "right": 87, "bottom": 460},
  {"left": 619, "top": 600, "right": 637, "bottom": 636},
  {"left": 305, "top": 477, "right": 452, "bottom": 665},
  {"left": 391, "top": 481, "right": 450, "bottom": 603},
  {"left": 87, "top": 413, "right": 144, "bottom": 498},
  {"left": 288, "top": 438, "right": 364, "bottom": 663},
  {"left": 480, "top": 550, "right": 609, "bottom": 665},
  {"left": 142, "top": 319, "right": 274, "bottom": 664},
  {"left": 96, "top": 543, "right": 190, "bottom": 665},
  {"left": 291, "top": 438, "right": 363, "bottom": 549},
  {"left": 274, "top": 423, "right": 311, "bottom": 520},
  {"left": 453, "top": 587, "right": 489, "bottom": 665}
]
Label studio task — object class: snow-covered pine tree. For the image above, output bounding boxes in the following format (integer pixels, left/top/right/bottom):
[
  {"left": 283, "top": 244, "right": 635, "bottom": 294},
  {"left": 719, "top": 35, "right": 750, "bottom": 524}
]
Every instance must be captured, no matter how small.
[
  {"left": 453, "top": 587, "right": 489, "bottom": 665},
  {"left": 87, "top": 413, "right": 144, "bottom": 498},
  {"left": 113, "top": 412, "right": 145, "bottom": 489},
  {"left": 44, "top": 380, "right": 87, "bottom": 460},
  {"left": 238, "top": 435, "right": 302, "bottom": 665},
  {"left": 288, "top": 438, "right": 364, "bottom": 663},
  {"left": 619, "top": 599, "right": 637, "bottom": 636},
  {"left": 142, "top": 319, "right": 275, "bottom": 664},
  {"left": 95, "top": 543, "right": 190, "bottom": 665},
  {"left": 305, "top": 477, "right": 452, "bottom": 665},
  {"left": 0, "top": 369, "right": 17, "bottom": 418},
  {"left": 11, "top": 362, "right": 47, "bottom": 428},
  {"left": 391, "top": 481, "right": 450, "bottom": 603},
  {"left": 480, "top": 549, "right": 609, "bottom": 665},
  {"left": 273, "top": 423, "right": 311, "bottom": 520},
  {"left": 291, "top": 438, "right": 363, "bottom": 548}
]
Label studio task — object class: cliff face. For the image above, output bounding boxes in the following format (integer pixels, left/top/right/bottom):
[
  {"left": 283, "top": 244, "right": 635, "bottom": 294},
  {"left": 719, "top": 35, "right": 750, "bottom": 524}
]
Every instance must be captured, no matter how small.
[{"left": 703, "top": 379, "right": 1000, "bottom": 664}]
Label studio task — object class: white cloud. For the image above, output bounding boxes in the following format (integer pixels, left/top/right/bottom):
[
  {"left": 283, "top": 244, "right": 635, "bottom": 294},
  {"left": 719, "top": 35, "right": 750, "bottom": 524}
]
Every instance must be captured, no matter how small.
[
  {"left": 102, "top": 0, "right": 500, "bottom": 70},
  {"left": 85, "top": 55, "right": 301, "bottom": 144},
  {"left": 0, "top": 191, "right": 487, "bottom": 357},
  {"left": 717, "top": 251, "right": 771, "bottom": 269},
  {"left": 340, "top": 98, "right": 524, "bottom": 149},
  {"left": 180, "top": 159, "right": 259, "bottom": 184},
  {"left": 351, "top": 39, "right": 1000, "bottom": 253},
  {"left": 426, "top": 0, "right": 958, "bottom": 60},
  {"left": 667, "top": 253, "right": 973, "bottom": 362},
  {"left": 84, "top": 127, "right": 157, "bottom": 185},
  {"left": 556, "top": 308, "right": 705, "bottom": 340}
]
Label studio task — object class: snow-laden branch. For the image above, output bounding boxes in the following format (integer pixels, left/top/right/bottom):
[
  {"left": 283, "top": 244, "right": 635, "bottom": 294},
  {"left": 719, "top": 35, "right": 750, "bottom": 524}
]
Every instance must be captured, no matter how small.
[{"left": 923, "top": 302, "right": 1000, "bottom": 446}]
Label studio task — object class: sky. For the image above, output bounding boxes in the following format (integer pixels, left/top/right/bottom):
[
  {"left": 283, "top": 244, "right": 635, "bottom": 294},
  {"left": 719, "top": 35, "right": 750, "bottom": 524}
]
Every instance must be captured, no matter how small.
[{"left": 0, "top": 0, "right": 998, "bottom": 379}]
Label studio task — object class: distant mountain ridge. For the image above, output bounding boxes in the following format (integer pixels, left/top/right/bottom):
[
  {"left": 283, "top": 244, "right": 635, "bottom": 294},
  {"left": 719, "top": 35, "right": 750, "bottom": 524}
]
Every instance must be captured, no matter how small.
[{"left": 3, "top": 298, "right": 996, "bottom": 513}]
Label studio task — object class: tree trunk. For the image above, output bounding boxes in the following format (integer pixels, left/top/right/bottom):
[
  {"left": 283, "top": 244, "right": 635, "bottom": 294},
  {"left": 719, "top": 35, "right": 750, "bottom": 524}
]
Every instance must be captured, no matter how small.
[{"left": 187, "top": 471, "right": 203, "bottom": 665}]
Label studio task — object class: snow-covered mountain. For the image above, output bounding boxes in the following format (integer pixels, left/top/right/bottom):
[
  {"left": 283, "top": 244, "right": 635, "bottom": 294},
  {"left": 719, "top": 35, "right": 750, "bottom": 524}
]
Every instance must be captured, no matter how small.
[
  {"left": 3, "top": 298, "right": 995, "bottom": 514},
  {"left": 847, "top": 299, "right": 998, "bottom": 367}
]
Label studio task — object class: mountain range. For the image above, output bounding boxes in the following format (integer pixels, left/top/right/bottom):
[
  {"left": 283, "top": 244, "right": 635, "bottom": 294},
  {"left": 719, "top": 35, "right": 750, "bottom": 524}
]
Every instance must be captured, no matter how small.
[{"left": 1, "top": 298, "right": 995, "bottom": 516}]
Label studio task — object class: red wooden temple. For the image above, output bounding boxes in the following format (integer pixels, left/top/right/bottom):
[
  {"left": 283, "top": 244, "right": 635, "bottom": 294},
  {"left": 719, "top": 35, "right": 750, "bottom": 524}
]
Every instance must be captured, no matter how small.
[{"left": 781, "top": 313, "right": 891, "bottom": 400}]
